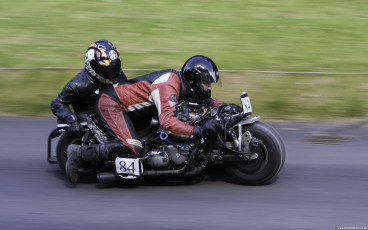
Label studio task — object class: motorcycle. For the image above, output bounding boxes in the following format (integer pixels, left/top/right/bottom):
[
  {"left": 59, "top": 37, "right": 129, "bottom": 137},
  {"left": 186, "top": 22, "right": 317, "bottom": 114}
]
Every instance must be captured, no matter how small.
[{"left": 47, "top": 92, "right": 285, "bottom": 185}]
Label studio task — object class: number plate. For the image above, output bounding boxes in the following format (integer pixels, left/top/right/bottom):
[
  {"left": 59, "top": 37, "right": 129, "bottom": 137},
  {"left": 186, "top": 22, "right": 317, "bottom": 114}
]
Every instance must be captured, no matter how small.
[
  {"left": 115, "top": 157, "right": 143, "bottom": 177},
  {"left": 240, "top": 92, "right": 252, "bottom": 115}
]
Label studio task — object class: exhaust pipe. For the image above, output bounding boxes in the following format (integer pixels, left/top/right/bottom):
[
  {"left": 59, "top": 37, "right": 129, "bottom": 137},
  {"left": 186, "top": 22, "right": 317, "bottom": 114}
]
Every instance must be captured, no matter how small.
[{"left": 97, "top": 172, "right": 122, "bottom": 184}]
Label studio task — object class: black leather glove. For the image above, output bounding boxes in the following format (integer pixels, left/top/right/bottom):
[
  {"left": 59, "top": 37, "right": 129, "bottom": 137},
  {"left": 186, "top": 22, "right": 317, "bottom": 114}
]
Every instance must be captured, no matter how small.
[
  {"left": 193, "top": 119, "right": 219, "bottom": 138},
  {"left": 67, "top": 114, "right": 82, "bottom": 135},
  {"left": 220, "top": 103, "right": 242, "bottom": 113}
]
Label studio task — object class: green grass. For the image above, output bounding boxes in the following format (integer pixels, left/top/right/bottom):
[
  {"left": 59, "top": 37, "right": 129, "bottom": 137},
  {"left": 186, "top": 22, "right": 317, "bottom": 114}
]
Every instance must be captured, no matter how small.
[
  {"left": 212, "top": 73, "right": 368, "bottom": 121},
  {"left": 1, "top": 0, "right": 368, "bottom": 121}
]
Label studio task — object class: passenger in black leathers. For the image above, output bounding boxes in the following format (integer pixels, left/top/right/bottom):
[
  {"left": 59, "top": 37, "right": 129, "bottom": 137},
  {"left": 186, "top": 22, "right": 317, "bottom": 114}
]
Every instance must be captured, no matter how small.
[{"left": 51, "top": 40, "right": 127, "bottom": 135}]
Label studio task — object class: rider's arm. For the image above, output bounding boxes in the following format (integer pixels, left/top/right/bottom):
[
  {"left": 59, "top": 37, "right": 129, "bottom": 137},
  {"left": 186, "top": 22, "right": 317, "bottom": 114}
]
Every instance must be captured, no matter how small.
[
  {"left": 151, "top": 73, "right": 194, "bottom": 138},
  {"left": 51, "top": 81, "right": 78, "bottom": 124}
]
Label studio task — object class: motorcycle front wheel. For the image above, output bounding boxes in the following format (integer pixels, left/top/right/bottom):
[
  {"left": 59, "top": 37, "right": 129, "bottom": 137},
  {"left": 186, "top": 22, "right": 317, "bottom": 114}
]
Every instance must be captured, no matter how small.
[
  {"left": 225, "top": 121, "right": 285, "bottom": 185},
  {"left": 56, "top": 132, "right": 99, "bottom": 183}
]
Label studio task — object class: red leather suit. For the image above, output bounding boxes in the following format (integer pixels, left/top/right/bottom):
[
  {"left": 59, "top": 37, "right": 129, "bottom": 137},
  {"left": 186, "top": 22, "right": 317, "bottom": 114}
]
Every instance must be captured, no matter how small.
[{"left": 94, "top": 69, "right": 221, "bottom": 156}]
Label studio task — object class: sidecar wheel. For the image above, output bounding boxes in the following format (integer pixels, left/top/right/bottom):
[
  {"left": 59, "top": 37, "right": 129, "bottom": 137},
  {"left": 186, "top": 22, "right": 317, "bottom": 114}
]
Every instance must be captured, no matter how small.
[
  {"left": 56, "top": 132, "right": 98, "bottom": 183},
  {"left": 226, "top": 122, "right": 285, "bottom": 185}
]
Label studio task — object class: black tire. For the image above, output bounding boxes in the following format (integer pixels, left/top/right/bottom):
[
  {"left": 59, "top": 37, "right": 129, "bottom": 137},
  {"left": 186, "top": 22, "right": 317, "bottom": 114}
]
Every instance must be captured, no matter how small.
[
  {"left": 56, "top": 132, "right": 98, "bottom": 183},
  {"left": 225, "top": 121, "right": 286, "bottom": 185}
]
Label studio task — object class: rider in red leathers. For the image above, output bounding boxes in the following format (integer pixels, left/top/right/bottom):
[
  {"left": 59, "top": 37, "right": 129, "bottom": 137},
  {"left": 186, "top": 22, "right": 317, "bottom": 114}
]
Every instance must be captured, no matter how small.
[{"left": 65, "top": 55, "right": 222, "bottom": 183}]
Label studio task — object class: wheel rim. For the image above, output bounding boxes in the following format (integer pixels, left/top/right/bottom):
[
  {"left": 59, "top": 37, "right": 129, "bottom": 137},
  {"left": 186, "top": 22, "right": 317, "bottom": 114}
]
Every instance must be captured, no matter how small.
[{"left": 236, "top": 142, "right": 269, "bottom": 174}]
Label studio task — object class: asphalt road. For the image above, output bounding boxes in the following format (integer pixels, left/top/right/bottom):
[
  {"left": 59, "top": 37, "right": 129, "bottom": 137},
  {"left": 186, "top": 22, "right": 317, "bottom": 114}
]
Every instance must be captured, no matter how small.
[{"left": 0, "top": 116, "right": 367, "bottom": 230}]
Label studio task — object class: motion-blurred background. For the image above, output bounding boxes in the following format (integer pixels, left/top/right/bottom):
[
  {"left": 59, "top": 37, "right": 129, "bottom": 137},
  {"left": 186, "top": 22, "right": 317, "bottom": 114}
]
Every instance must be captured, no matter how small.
[{"left": 0, "top": 0, "right": 367, "bottom": 122}]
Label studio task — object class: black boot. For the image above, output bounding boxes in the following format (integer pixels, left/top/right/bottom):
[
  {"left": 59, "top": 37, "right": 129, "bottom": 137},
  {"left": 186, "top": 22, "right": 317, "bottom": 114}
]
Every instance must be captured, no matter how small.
[
  {"left": 65, "top": 144, "right": 82, "bottom": 183},
  {"left": 65, "top": 142, "right": 135, "bottom": 183},
  {"left": 65, "top": 144, "right": 101, "bottom": 183}
]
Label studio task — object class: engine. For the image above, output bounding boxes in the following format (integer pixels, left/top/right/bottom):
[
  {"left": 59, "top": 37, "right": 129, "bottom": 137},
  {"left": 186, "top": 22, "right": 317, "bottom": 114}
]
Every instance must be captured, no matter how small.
[
  {"left": 145, "top": 102, "right": 209, "bottom": 169},
  {"left": 146, "top": 144, "right": 191, "bottom": 169},
  {"left": 175, "top": 102, "right": 210, "bottom": 125}
]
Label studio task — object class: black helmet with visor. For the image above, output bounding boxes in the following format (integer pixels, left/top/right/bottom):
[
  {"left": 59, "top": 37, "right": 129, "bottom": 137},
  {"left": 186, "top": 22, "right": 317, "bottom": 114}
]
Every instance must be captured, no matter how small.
[{"left": 181, "top": 55, "right": 220, "bottom": 101}]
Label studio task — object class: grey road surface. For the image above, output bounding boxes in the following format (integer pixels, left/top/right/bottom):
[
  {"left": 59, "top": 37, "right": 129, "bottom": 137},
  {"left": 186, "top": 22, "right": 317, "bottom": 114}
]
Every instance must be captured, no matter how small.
[{"left": 0, "top": 116, "right": 367, "bottom": 230}]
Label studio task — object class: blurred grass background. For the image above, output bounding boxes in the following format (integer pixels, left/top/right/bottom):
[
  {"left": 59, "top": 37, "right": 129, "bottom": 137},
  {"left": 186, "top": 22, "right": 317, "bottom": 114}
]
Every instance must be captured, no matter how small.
[{"left": 0, "top": 0, "right": 367, "bottom": 121}]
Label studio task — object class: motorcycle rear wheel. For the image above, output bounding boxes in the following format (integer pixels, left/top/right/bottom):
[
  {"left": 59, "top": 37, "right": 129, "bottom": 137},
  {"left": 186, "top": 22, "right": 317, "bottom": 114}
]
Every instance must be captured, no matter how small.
[
  {"left": 225, "top": 121, "right": 285, "bottom": 185},
  {"left": 56, "top": 132, "right": 98, "bottom": 183}
]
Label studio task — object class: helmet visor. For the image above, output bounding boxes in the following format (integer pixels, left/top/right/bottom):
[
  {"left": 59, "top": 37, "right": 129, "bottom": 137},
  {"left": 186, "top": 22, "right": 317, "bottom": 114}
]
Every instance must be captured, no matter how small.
[
  {"left": 94, "top": 60, "right": 121, "bottom": 84},
  {"left": 201, "top": 69, "right": 221, "bottom": 87}
]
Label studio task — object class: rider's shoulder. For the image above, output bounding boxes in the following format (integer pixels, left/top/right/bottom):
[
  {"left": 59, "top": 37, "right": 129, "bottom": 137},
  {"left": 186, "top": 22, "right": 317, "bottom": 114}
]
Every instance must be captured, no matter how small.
[
  {"left": 125, "top": 69, "right": 180, "bottom": 85},
  {"left": 66, "top": 69, "right": 99, "bottom": 95},
  {"left": 152, "top": 69, "right": 180, "bottom": 85}
]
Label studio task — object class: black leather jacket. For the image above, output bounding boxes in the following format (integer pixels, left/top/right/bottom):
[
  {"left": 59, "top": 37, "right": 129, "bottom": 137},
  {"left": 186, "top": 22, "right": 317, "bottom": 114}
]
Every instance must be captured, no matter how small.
[{"left": 51, "top": 68, "right": 127, "bottom": 123}]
